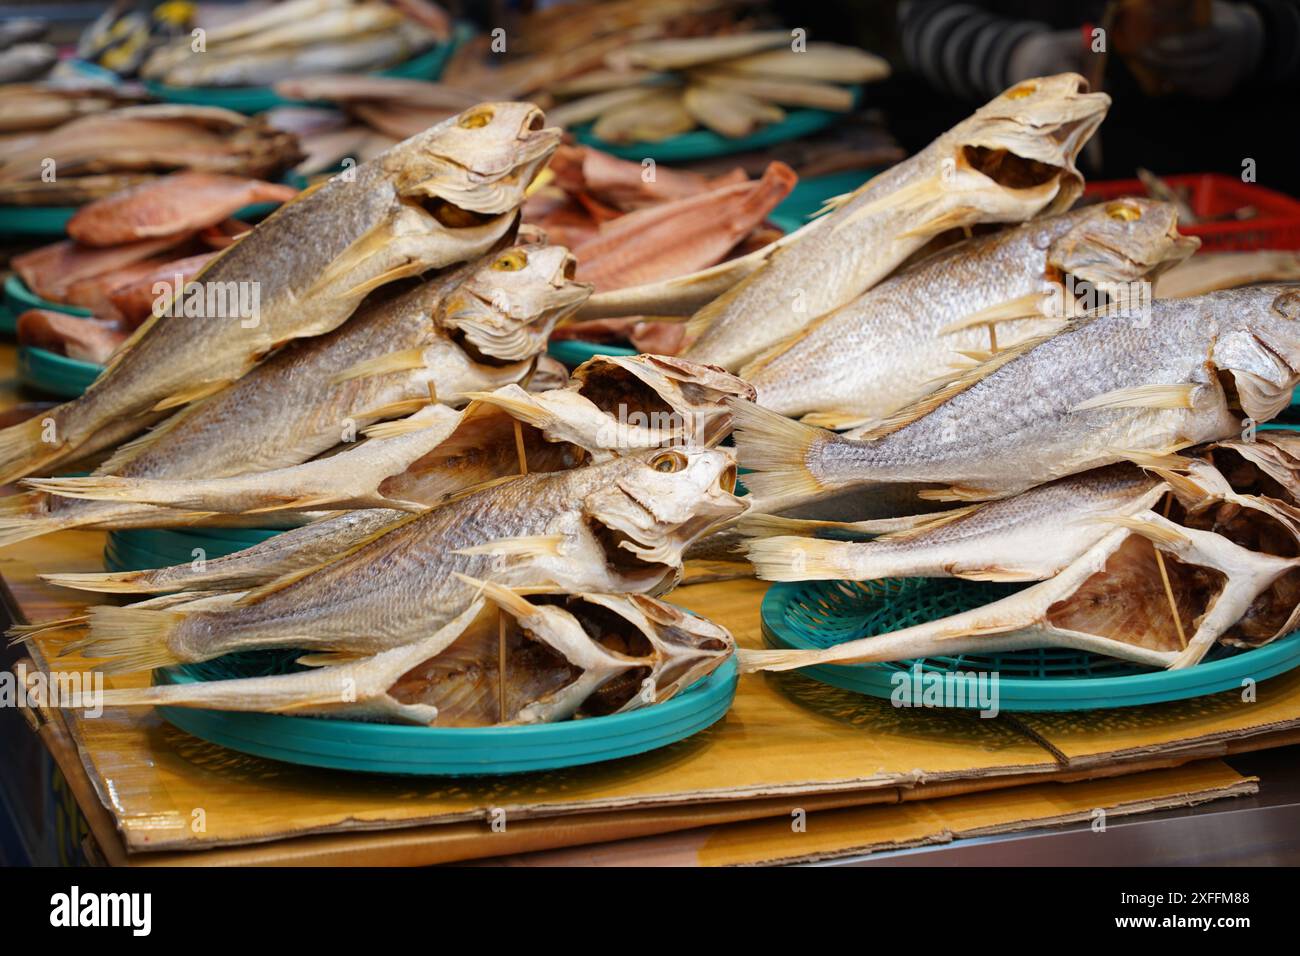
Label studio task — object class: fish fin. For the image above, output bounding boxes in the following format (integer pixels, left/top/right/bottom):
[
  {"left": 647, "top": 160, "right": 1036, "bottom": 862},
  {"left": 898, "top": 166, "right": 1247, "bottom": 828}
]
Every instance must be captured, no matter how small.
[
  {"left": 22, "top": 475, "right": 136, "bottom": 502},
  {"left": 362, "top": 416, "right": 441, "bottom": 439},
  {"left": 829, "top": 174, "right": 937, "bottom": 236},
  {"left": 453, "top": 534, "right": 565, "bottom": 558},
  {"left": 0, "top": 493, "right": 69, "bottom": 549},
  {"left": 453, "top": 573, "right": 539, "bottom": 618},
  {"left": 1072, "top": 383, "right": 1200, "bottom": 412},
  {"left": 725, "top": 398, "right": 830, "bottom": 503},
  {"left": 40, "top": 569, "right": 160, "bottom": 594},
  {"left": 851, "top": 330, "right": 1058, "bottom": 441},
  {"left": 744, "top": 536, "right": 851, "bottom": 582},
  {"left": 1107, "top": 445, "right": 1193, "bottom": 472},
  {"left": 873, "top": 505, "right": 983, "bottom": 541},
  {"left": 953, "top": 349, "right": 994, "bottom": 363},
  {"left": 1150, "top": 467, "right": 1210, "bottom": 505},
  {"left": 950, "top": 567, "right": 1040, "bottom": 582},
  {"left": 356, "top": 397, "right": 434, "bottom": 422},
  {"left": 461, "top": 389, "right": 551, "bottom": 428},
  {"left": 337, "top": 261, "right": 427, "bottom": 301},
  {"left": 738, "top": 332, "right": 803, "bottom": 381},
  {"left": 897, "top": 205, "right": 980, "bottom": 241},
  {"left": 1087, "top": 514, "right": 1190, "bottom": 548},
  {"left": 152, "top": 378, "right": 233, "bottom": 412},
  {"left": 331, "top": 348, "right": 427, "bottom": 384},
  {"left": 0, "top": 415, "right": 66, "bottom": 486},
  {"left": 243, "top": 495, "right": 337, "bottom": 514},
  {"left": 72, "top": 606, "right": 187, "bottom": 674},
  {"left": 737, "top": 646, "right": 818, "bottom": 673},
  {"left": 809, "top": 190, "right": 855, "bottom": 219},
  {"left": 915, "top": 484, "right": 999, "bottom": 502},
  {"left": 295, "top": 650, "right": 370, "bottom": 667},
  {"left": 935, "top": 293, "right": 1046, "bottom": 336},
  {"left": 799, "top": 409, "right": 873, "bottom": 430},
  {"left": 6, "top": 615, "right": 89, "bottom": 645}
]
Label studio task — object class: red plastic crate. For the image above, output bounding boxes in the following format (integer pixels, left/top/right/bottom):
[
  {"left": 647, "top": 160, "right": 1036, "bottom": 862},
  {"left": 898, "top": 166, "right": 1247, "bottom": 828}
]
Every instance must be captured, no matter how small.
[{"left": 1083, "top": 173, "right": 1300, "bottom": 251}]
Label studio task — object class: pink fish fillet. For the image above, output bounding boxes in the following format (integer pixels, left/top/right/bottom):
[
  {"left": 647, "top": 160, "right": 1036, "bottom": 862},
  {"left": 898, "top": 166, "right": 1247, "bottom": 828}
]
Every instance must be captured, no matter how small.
[
  {"left": 572, "top": 161, "right": 796, "bottom": 291},
  {"left": 16, "top": 309, "right": 128, "bottom": 365},
  {"left": 12, "top": 235, "right": 190, "bottom": 302},
  {"left": 66, "top": 172, "right": 296, "bottom": 247}
]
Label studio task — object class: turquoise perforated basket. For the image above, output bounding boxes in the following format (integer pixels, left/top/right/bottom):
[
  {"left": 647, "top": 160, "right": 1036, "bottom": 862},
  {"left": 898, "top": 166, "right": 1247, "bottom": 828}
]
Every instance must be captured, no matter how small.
[{"left": 760, "top": 577, "right": 1300, "bottom": 711}]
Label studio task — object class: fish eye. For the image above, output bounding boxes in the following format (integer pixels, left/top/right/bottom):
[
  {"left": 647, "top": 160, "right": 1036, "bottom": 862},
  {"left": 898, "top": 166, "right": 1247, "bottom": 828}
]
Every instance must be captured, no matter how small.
[
  {"left": 459, "top": 108, "right": 494, "bottom": 129},
  {"left": 1005, "top": 82, "right": 1037, "bottom": 100},
  {"left": 492, "top": 250, "right": 528, "bottom": 272},
  {"left": 651, "top": 451, "right": 687, "bottom": 473},
  {"left": 1106, "top": 201, "right": 1141, "bottom": 222}
]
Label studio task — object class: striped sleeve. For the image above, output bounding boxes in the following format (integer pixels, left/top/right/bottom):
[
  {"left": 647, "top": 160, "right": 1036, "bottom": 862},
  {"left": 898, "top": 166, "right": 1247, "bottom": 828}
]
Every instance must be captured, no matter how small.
[{"left": 899, "top": 0, "right": 1047, "bottom": 99}]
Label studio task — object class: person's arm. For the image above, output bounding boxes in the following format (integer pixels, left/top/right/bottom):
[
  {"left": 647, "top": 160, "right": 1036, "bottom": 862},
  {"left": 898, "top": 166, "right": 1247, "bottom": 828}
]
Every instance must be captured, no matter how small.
[{"left": 898, "top": 0, "right": 1068, "bottom": 98}]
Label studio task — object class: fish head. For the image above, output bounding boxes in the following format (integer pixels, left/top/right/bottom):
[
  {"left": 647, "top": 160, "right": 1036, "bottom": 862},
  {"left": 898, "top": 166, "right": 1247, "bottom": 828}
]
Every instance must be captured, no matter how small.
[
  {"left": 475, "top": 354, "right": 754, "bottom": 455},
  {"left": 384, "top": 102, "right": 561, "bottom": 215},
  {"left": 956, "top": 73, "right": 1110, "bottom": 217},
  {"left": 1049, "top": 198, "right": 1200, "bottom": 289},
  {"left": 1211, "top": 286, "right": 1300, "bottom": 420},
  {"left": 440, "top": 242, "right": 592, "bottom": 361},
  {"left": 581, "top": 447, "right": 748, "bottom": 591}
]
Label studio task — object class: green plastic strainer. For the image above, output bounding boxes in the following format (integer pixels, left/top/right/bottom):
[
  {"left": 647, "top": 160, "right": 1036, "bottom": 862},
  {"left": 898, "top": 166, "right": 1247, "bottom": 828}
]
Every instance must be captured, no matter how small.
[{"left": 761, "top": 577, "right": 1300, "bottom": 710}]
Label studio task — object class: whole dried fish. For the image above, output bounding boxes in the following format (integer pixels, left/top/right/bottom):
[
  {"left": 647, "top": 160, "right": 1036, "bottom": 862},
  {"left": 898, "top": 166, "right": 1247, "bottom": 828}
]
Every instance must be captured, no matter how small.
[
  {"left": 743, "top": 465, "right": 1164, "bottom": 583},
  {"left": 744, "top": 198, "right": 1198, "bottom": 427},
  {"left": 681, "top": 74, "right": 1109, "bottom": 370},
  {"left": 76, "top": 586, "right": 733, "bottom": 726},
  {"left": 53, "top": 447, "right": 744, "bottom": 672},
  {"left": 0, "top": 103, "right": 560, "bottom": 484},
  {"left": 682, "top": 85, "right": 784, "bottom": 138},
  {"left": 591, "top": 89, "right": 694, "bottom": 143},
  {"left": 732, "top": 286, "right": 1300, "bottom": 511}
]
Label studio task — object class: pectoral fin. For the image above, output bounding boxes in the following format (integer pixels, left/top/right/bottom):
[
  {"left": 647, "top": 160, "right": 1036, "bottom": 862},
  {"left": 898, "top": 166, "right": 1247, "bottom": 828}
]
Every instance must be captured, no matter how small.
[{"left": 1072, "top": 383, "right": 1200, "bottom": 412}]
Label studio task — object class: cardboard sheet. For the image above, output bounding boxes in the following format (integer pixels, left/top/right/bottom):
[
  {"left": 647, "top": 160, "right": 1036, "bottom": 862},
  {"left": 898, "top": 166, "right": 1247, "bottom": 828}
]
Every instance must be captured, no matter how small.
[{"left": 479, "top": 761, "right": 1258, "bottom": 866}]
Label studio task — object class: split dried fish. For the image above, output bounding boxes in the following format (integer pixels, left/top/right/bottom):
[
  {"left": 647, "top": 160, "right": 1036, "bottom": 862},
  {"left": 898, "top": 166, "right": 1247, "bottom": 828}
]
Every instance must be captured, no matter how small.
[
  {"left": 66, "top": 173, "right": 297, "bottom": 247},
  {"left": 79, "top": 586, "right": 732, "bottom": 726},
  {"left": 681, "top": 74, "right": 1109, "bottom": 370}
]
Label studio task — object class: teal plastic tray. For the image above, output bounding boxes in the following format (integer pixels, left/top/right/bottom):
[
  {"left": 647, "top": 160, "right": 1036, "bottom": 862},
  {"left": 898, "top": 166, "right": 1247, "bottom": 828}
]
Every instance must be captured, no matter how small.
[
  {"left": 105, "top": 526, "right": 284, "bottom": 573},
  {"left": 761, "top": 577, "right": 1300, "bottom": 711},
  {"left": 574, "top": 86, "right": 861, "bottom": 162},
  {"left": 2, "top": 275, "right": 93, "bottom": 335},
  {"left": 143, "top": 22, "right": 472, "bottom": 114},
  {"left": 547, "top": 339, "right": 638, "bottom": 368},
  {"left": 152, "top": 653, "right": 736, "bottom": 775},
  {"left": 0, "top": 170, "right": 307, "bottom": 239},
  {"left": 17, "top": 347, "right": 102, "bottom": 398}
]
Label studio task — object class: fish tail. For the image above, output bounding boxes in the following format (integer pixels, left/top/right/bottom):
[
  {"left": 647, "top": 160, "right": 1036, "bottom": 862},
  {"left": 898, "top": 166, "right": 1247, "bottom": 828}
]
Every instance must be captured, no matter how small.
[
  {"left": 73, "top": 606, "right": 189, "bottom": 673},
  {"left": 744, "top": 536, "right": 857, "bottom": 582},
  {"left": 0, "top": 414, "right": 68, "bottom": 486},
  {"left": 0, "top": 492, "right": 80, "bottom": 549},
  {"left": 725, "top": 398, "right": 833, "bottom": 503},
  {"left": 5, "top": 614, "right": 90, "bottom": 647},
  {"left": 22, "top": 475, "right": 155, "bottom": 504},
  {"left": 738, "top": 647, "right": 822, "bottom": 673},
  {"left": 40, "top": 567, "right": 183, "bottom": 594}
]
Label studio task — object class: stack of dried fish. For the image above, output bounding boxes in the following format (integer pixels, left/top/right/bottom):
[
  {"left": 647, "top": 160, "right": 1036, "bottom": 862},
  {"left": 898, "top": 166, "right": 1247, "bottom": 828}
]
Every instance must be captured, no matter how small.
[
  {"left": 546, "top": 33, "right": 889, "bottom": 143},
  {"left": 11, "top": 173, "right": 298, "bottom": 363},
  {"left": 0, "top": 104, "right": 301, "bottom": 206},
  {"left": 4, "top": 103, "right": 745, "bottom": 728},
  {"left": 140, "top": 0, "right": 450, "bottom": 88}
]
